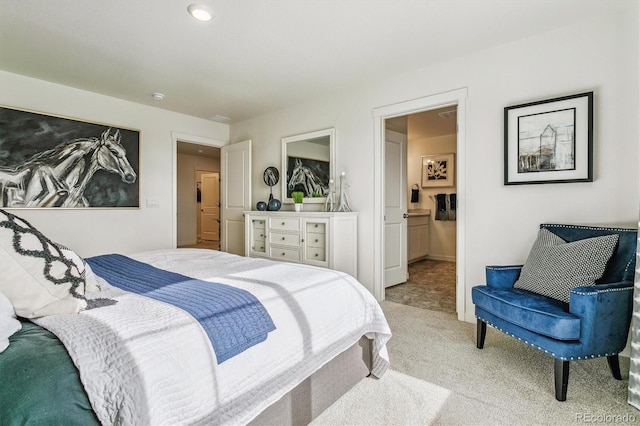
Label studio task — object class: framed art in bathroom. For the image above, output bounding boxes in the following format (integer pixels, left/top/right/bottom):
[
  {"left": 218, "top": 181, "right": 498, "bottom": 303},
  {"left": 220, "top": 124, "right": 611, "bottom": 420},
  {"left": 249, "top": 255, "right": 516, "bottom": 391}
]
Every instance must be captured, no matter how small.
[
  {"left": 504, "top": 91, "right": 593, "bottom": 185},
  {"left": 421, "top": 153, "right": 455, "bottom": 187}
]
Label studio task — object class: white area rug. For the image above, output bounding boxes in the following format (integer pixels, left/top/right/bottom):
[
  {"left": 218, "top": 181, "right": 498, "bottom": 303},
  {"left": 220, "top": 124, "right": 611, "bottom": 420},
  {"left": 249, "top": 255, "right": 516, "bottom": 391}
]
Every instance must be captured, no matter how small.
[{"left": 311, "top": 369, "right": 450, "bottom": 425}]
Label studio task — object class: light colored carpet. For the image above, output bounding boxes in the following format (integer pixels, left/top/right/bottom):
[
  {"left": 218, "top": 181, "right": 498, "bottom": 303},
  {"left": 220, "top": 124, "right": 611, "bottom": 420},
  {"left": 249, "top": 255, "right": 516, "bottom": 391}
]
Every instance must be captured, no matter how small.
[
  {"left": 314, "top": 301, "right": 639, "bottom": 425},
  {"left": 312, "top": 369, "right": 451, "bottom": 426}
]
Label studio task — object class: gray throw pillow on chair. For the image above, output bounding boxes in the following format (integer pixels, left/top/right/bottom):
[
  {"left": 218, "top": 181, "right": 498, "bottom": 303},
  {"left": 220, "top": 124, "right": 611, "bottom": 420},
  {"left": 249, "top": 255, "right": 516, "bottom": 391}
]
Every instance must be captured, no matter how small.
[{"left": 513, "top": 228, "right": 619, "bottom": 303}]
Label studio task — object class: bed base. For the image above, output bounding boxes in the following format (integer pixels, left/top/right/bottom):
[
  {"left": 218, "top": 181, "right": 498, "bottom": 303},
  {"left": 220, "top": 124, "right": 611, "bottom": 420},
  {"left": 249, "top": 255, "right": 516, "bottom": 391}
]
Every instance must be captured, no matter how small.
[{"left": 250, "top": 336, "right": 372, "bottom": 425}]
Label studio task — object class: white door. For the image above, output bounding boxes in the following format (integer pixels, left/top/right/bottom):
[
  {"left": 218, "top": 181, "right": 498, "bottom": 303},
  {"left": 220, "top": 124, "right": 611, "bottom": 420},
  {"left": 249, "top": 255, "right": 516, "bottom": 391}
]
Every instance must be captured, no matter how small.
[
  {"left": 200, "top": 172, "right": 220, "bottom": 242},
  {"left": 384, "top": 129, "right": 408, "bottom": 287},
  {"left": 221, "top": 140, "right": 251, "bottom": 255}
]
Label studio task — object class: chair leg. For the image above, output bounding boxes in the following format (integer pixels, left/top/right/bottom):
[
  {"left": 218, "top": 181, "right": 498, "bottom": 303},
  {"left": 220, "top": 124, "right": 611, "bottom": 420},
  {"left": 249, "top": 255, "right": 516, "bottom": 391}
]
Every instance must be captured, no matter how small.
[
  {"left": 607, "top": 355, "right": 622, "bottom": 380},
  {"left": 554, "top": 359, "right": 569, "bottom": 401},
  {"left": 476, "top": 319, "right": 486, "bottom": 349}
]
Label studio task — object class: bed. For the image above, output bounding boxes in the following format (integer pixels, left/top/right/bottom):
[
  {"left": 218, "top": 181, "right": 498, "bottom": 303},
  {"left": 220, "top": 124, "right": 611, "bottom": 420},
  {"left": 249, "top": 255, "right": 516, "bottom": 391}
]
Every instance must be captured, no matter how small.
[{"left": 0, "top": 209, "right": 391, "bottom": 425}]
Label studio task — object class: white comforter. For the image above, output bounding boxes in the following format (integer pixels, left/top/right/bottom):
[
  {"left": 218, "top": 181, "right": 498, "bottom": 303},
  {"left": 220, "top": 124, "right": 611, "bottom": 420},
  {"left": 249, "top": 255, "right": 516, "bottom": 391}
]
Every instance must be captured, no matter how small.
[{"left": 35, "top": 249, "right": 391, "bottom": 426}]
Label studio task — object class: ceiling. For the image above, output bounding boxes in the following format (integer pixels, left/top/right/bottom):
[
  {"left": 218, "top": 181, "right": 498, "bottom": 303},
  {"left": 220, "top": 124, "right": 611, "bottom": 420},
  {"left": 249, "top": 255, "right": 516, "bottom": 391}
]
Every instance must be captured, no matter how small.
[{"left": 0, "top": 1, "right": 633, "bottom": 124}]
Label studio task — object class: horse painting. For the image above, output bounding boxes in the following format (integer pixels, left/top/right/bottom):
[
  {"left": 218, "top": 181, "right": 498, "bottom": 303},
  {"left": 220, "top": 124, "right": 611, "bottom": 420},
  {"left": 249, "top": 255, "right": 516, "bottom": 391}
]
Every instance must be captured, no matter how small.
[
  {"left": 0, "top": 128, "right": 137, "bottom": 208},
  {"left": 287, "top": 158, "right": 329, "bottom": 198}
]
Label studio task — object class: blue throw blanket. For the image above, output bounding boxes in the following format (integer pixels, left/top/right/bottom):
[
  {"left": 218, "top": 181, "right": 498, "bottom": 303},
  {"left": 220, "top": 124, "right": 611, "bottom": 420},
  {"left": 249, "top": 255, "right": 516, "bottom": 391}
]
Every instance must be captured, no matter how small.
[{"left": 86, "top": 254, "right": 275, "bottom": 363}]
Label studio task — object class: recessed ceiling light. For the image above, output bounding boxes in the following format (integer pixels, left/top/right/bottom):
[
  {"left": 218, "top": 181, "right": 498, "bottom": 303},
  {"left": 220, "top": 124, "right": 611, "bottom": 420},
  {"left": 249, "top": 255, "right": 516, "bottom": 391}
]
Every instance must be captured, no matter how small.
[
  {"left": 209, "top": 114, "right": 231, "bottom": 123},
  {"left": 151, "top": 92, "right": 165, "bottom": 101},
  {"left": 188, "top": 4, "right": 213, "bottom": 22}
]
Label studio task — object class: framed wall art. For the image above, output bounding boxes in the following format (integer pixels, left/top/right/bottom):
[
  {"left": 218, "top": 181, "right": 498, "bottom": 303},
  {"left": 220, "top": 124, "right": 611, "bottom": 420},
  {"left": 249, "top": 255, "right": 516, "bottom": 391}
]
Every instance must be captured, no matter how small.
[
  {"left": 421, "top": 153, "right": 455, "bottom": 187},
  {"left": 504, "top": 92, "right": 593, "bottom": 185},
  {"left": 0, "top": 105, "right": 139, "bottom": 208}
]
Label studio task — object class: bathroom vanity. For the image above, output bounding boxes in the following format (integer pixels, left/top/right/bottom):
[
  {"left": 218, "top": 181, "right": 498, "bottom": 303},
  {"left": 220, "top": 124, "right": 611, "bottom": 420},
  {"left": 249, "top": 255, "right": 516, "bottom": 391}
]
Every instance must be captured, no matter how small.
[{"left": 407, "top": 209, "right": 430, "bottom": 263}]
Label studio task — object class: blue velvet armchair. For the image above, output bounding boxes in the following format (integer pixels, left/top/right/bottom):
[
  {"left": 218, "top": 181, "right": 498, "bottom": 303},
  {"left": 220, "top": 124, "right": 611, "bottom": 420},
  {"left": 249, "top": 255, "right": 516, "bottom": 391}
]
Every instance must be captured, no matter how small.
[{"left": 472, "top": 224, "right": 637, "bottom": 401}]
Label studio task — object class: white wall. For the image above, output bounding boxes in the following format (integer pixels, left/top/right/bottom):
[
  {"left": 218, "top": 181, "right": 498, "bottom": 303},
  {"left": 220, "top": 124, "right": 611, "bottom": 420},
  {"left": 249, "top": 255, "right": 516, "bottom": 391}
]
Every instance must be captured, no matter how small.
[
  {"left": 231, "top": 6, "right": 639, "bottom": 322},
  {"left": 407, "top": 133, "right": 456, "bottom": 261},
  {"left": 0, "top": 70, "right": 229, "bottom": 257}
]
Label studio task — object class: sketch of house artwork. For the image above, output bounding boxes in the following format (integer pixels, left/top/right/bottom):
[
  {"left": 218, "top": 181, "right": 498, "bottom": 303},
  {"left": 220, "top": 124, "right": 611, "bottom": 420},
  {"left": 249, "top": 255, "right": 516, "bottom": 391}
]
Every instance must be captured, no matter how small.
[{"left": 517, "top": 108, "right": 576, "bottom": 173}]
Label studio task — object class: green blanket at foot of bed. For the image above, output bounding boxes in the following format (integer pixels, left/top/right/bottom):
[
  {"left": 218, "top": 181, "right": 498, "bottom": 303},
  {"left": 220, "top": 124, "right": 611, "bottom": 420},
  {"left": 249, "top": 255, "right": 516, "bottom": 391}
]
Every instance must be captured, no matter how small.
[{"left": 0, "top": 319, "right": 100, "bottom": 426}]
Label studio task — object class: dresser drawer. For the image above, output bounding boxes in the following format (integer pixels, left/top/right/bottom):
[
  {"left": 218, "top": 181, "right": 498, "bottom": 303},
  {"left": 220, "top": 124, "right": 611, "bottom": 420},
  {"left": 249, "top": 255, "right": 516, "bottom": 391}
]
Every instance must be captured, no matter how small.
[
  {"left": 269, "top": 232, "right": 300, "bottom": 247},
  {"left": 252, "top": 241, "right": 266, "bottom": 253},
  {"left": 305, "top": 233, "right": 325, "bottom": 248},
  {"left": 305, "top": 247, "right": 326, "bottom": 262},
  {"left": 306, "top": 222, "right": 325, "bottom": 234},
  {"left": 269, "top": 247, "right": 301, "bottom": 262},
  {"left": 269, "top": 217, "right": 300, "bottom": 232}
]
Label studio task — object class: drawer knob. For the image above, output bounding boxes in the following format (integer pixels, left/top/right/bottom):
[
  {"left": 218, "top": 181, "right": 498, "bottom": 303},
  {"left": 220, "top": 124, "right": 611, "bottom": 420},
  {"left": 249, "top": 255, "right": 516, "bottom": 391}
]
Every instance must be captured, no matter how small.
[
  {"left": 282, "top": 221, "right": 285, "bottom": 225},
  {"left": 282, "top": 252, "right": 286, "bottom": 256},
  {"left": 315, "top": 253, "right": 318, "bottom": 257},
  {"left": 315, "top": 224, "right": 318, "bottom": 228},
  {"left": 315, "top": 239, "right": 318, "bottom": 243},
  {"left": 282, "top": 237, "right": 285, "bottom": 240}
]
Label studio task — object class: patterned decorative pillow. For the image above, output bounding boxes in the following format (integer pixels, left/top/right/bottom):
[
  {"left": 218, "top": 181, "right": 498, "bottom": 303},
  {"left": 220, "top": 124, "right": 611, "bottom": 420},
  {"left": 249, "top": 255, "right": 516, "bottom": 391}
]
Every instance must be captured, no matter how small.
[
  {"left": 513, "top": 228, "right": 619, "bottom": 303},
  {"left": 0, "top": 209, "right": 88, "bottom": 318}
]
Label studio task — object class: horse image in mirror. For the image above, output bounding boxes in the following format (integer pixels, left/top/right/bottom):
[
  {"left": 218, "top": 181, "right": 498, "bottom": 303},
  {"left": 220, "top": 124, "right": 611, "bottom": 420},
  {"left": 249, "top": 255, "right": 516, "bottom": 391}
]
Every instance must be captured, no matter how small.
[
  {"left": 0, "top": 128, "right": 137, "bottom": 208},
  {"left": 287, "top": 158, "right": 328, "bottom": 198}
]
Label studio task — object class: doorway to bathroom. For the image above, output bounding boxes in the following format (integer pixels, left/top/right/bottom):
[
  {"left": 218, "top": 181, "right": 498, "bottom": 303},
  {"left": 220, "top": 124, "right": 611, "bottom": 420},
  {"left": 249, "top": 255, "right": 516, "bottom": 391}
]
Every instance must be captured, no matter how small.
[
  {"left": 383, "top": 107, "right": 458, "bottom": 314},
  {"left": 373, "top": 87, "right": 467, "bottom": 320}
]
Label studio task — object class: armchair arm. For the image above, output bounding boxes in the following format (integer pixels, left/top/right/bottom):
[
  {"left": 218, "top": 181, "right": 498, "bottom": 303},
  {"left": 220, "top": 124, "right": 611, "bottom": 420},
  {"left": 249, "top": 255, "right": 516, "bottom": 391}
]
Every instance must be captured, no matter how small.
[
  {"left": 569, "top": 281, "right": 634, "bottom": 354},
  {"left": 485, "top": 265, "right": 523, "bottom": 288}
]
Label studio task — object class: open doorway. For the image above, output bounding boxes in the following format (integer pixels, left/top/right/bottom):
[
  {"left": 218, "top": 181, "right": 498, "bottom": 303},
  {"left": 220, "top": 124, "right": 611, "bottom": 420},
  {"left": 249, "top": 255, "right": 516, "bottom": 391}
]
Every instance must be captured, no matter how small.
[
  {"left": 373, "top": 87, "right": 467, "bottom": 321},
  {"left": 176, "top": 141, "right": 221, "bottom": 250},
  {"left": 384, "top": 107, "right": 458, "bottom": 314}
]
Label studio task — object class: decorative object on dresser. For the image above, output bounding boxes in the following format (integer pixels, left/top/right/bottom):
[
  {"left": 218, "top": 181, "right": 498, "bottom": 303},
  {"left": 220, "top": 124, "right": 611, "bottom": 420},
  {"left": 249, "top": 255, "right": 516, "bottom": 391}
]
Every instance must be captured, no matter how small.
[
  {"left": 267, "top": 198, "right": 281, "bottom": 211},
  {"left": 504, "top": 91, "right": 593, "bottom": 185},
  {"left": 245, "top": 211, "right": 358, "bottom": 278},
  {"left": 282, "top": 128, "right": 335, "bottom": 204},
  {"left": 263, "top": 166, "right": 279, "bottom": 202},
  {"left": 292, "top": 191, "right": 304, "bottom": 212},
  {"left": 335, "top": 171, "right": 352, "bottom": 212}
]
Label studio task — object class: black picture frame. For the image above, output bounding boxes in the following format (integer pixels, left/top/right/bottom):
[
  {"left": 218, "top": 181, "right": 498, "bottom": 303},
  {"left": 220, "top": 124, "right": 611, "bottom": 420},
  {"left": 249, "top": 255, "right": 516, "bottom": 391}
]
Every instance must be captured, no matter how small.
[
  {"left": 504, "top": 92, "right": 593, "bottom": 185},
  {"left": 0, "top": 105, "right": 140, "bottom": 208}
]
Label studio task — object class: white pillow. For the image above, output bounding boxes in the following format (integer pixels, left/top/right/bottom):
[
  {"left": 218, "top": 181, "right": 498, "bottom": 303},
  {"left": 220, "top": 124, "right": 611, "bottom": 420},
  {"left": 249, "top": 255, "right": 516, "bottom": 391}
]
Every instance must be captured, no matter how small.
[
  {"left": 0, "top": 290, "right": 21, "bottom": 353},
  {"left": 0, "top": 209, "right": 88, "bottom": 318}
]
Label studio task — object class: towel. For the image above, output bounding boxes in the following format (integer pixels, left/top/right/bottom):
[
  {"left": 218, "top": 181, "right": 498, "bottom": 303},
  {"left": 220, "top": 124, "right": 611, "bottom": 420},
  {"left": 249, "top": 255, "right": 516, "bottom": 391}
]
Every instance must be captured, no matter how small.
[
  {"left": 411, "top": 185, "right": 420, "bottom": 203},
  {"left": 435, "top": 193, "right": 447, "bottom": 221},
  {"left": 449, "top": 193, "right": 457, "bottom": 221}
]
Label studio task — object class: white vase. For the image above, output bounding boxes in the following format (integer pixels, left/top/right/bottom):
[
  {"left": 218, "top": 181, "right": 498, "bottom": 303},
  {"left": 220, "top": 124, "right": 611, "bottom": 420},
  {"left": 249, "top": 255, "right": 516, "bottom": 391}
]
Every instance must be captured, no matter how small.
[{"left": 294, "top": 203, "right": 303, "bottom": 212}]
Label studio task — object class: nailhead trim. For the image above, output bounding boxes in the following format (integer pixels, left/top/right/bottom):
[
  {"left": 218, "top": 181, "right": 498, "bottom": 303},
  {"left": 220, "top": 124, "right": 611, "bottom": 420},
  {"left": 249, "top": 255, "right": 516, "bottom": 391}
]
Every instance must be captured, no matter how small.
[
  {"left": 570, "top": 286, "right": 633, "bottom": 296},
  {"left": 486, "top": 266, "right": 523, "bottom": 271},
  {"left": 476, "top": 316, "right": 619, "bottom": 361},
  {"left": 543, "top": 223, "right": 635, "bottom": 233}
]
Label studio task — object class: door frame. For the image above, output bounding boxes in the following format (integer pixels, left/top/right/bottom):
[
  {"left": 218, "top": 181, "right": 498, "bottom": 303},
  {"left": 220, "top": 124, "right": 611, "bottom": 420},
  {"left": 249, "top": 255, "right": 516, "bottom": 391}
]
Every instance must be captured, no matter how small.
[
  {"left": 372, "top": 87, "right": 467, "bottom": 321},
  {"left": 172, "top": 132, "right": 227, "bottom": 248}
]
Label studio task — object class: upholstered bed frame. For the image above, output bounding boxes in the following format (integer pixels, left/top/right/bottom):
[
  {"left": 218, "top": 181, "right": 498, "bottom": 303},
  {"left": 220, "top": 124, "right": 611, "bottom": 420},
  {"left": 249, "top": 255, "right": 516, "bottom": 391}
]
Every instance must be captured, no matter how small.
[{"left": 252, "top": 336, "right": 372, "bottom": 424}]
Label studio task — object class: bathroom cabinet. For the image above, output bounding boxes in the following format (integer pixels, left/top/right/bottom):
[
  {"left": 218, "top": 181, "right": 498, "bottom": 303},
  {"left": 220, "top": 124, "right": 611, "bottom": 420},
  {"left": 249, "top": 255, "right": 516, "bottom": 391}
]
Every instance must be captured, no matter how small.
[{"left": 408, "top": 214, "right": 430, "bottom": 263}]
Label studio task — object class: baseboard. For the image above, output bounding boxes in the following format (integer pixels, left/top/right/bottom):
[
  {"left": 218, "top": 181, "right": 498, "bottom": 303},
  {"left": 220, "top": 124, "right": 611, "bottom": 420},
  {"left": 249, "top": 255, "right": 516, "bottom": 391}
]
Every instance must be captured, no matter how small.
[
  {"left": 178, "top": 239, "right": 197, "bottom": 246},
  {"left": 426, "top": 254, "right": 456, "bottom": 262}
]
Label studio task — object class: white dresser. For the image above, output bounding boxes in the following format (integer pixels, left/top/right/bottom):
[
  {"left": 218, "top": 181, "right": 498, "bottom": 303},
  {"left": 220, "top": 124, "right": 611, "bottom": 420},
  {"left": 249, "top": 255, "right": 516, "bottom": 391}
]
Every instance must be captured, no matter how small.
[{"left": 244, "top": 211, "right": 358, "bottom": 278}]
